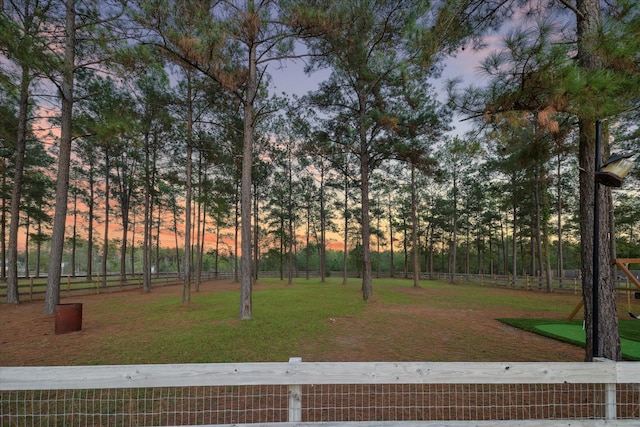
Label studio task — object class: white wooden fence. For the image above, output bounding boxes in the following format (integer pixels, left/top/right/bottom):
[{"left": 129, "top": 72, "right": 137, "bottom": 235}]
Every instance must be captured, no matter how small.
[{"left": 2, "top": 357, "right": 640, "bottom": 426}]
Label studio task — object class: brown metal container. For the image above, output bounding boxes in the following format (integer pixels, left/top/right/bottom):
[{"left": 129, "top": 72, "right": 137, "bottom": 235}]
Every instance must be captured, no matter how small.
[{"left": 54, "top": 303, "right": 83, "bottom": 334}]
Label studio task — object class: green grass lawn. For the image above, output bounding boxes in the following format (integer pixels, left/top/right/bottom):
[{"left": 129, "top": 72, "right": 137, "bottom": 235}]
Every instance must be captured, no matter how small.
[
  {"left": 499, "top": 318, "right": 640, "bottom": 360},
  {"left": 93, "top": 278, "right": 368, "bottom": 364},
  {"left": 6, "top": 277, "right": 639, "bottom": 364},
  {"left": 84, "top": 278, "right": 586, "bottom": 364}
]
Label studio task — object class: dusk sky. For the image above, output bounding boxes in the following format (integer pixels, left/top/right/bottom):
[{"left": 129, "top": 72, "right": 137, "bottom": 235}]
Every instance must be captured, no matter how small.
[{"left": 269, "top": 42, "right": 493, "bottom": 138}]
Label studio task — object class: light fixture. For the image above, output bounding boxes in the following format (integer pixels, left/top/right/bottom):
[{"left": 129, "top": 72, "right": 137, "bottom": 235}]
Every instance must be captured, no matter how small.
[{"left": 595, "top": 153, "right": 635, "bottom": 187}]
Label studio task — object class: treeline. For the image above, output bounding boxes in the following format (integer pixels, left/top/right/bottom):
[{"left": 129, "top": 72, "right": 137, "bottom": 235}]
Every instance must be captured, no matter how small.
[{"left": 8, "top": 230, "right": 627, "bottom": 282}]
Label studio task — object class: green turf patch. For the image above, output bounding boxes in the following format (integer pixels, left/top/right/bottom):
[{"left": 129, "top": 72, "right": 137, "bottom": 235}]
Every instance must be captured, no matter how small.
[{"left": 499, "top": 318, "right": 640, "bottom": 360}]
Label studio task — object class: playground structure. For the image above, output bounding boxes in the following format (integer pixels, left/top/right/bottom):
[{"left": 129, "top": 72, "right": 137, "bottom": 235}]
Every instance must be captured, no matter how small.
[{"left": 568, "top": 259, "right": 640, "bottom": 321}]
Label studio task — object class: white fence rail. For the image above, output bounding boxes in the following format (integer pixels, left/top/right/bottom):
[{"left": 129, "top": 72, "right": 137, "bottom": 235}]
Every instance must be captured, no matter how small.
[{"left": 2, "top": 358, "right": 640, "bottom": 426}]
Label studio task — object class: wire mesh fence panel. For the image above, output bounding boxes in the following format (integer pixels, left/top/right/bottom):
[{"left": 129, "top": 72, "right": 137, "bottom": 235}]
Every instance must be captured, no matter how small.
[
  {"left": 299, "top": 383, "right": 619, "bottom": 422},
  {"left": 1, "top": 385, "right": 290, "bottom": 426},
  {"left": 617, "top": 384, "right": 640, "bottom": 419},
  {"left": 4, "top": 383, "right": 639, "bottom": 426}
]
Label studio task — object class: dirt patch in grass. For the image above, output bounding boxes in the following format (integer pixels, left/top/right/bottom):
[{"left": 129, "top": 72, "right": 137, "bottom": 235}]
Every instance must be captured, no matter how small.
[
  {"left": 299, "top": 286, "right": 584, "bottom": 362},
  {"left": 0, "top": 280, "right": 585, "bottom": 366}
]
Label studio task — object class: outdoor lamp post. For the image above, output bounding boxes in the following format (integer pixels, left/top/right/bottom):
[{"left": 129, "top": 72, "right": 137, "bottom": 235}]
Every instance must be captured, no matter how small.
[{"left": 592, "top": 119, "right": 635, "bottom": 358}]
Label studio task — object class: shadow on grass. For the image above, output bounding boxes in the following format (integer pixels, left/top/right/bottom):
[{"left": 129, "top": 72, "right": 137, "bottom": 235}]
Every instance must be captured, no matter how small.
[{"left": 499, "top": 318, "right": 640, "bottom": 361}]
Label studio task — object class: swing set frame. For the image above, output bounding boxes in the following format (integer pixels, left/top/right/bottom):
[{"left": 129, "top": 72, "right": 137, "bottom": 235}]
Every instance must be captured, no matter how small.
[{"left": 568, "top": 258, "right": 640, "bottom": 321}]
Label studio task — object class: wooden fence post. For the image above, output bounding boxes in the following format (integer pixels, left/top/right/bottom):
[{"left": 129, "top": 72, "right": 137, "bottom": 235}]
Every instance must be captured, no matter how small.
[{"left": 288, "top": 357, "right": 302, "bottom": 422}]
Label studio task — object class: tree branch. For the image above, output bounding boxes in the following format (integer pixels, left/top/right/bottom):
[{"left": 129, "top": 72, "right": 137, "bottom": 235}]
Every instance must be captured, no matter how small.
[{"left": 555, "top": 0, "right": 584, "bottom": 19}]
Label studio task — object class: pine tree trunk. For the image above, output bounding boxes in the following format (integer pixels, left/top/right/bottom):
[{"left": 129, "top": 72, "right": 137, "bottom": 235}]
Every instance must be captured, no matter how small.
[
  {"left": 319, "top": 165, "right": 326, "bottom": 282},
  {"left": 541, "top": 170, "right": 553, "bottom": 292},
  {"left": 35, "top": 222, "right": 42, "bottom": 277},
  {"left": 102, "top": 153, "right": 110, "bottom": 289},
  {"left": 556, "top": 153, "right": 564, "bottom": 287},
  {"left": 411, "top": 164, "right": 420, "bottom": 288},
  {"left": 511, "top": 199, "right": 517, "bottom": 288},
  {"left": 6, "top": 65, "right": 30, "bottom": 304},
  {"left": 197, "top": 200, "right": 206, "bottom": 292},
  {"left": 534, "top": 170, "right": 544, "bottom": 289},
  {"left": 71, "top": 188, "right": 77, "bottom": 278},
  {"left": 577, "top": 0, "right": 621, "bottom": 362},
  {"left": 173, "top": 205, "right": 180, "bottom": 277},
  {"left": 86, "top": 168, "right": 94, "bottom": 281},
  {"left": 253, "top": 182, "right": 259, "bottom": 283},
  {"left": 360, "top": 124, "right": 373, "bottom": 301},
  {"left": 389, "top": 198, "right": 395, "bottom": 278},
  {"left": 119, "top": 199, "right": 128, "bottom": 284},
  {"left": 342, "top": 163, "right": 348, "bottom": 285},
  {"left": 234, "top": 186, "right": 239, "bottom": 283},
  {"left": 287, "top": 155, "right": 294, "bottom": 285},
  {"left": 306, "top": 205, "right": 310, "bottom": 280},
  {"left": 44, "top": 0, "right": 75, "bottom": 314},
  {"left": 1, "top": 167, "right": 7, "bottom": 281},
  {"left": 450, "top": 174, "right": 458, "bottom": 284},
  {"left": 183, "top": 77, "right": 193, "bottom": 303},
  {"left": 239, "top": 35, "right": 257, "bottom": 319},
  {"left": 142, "top": 131, "right": 152, "bottom": 293}
]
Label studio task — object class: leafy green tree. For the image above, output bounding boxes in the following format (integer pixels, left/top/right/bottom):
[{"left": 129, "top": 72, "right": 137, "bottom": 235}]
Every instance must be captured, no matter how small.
[
  {"left": 192, "top": 110, "right": 236, "bottom": 292},
  {"left": 368, "top": 173, "right": 388, "bottom": 279},
  {"left": 0, "top": 90, "right": 18, "bottom": 283},
  {"left": 265, "top": 113, "right": 304, "bottom": 284},
  {"left": 156, "top": 172, "right": 185, "bottom": 275},
  {"left": 72, "top": 109, "right": 102, "bottom": 282},
  {"left": 203, "top": 176, "right": 234, "bottom": 279},
  {"left": 369, "top": 167, "right": 399, "bottom": 278},
  {"left": 297, "top": 112, "right": 340, "bottom": 283},
  {"left": 451, "top": 2, "right": 640, "bottom": 360},
  {"left": 74, "top": 71, "right": 136, "bottom": 287},
  {"left": 21, "top": 144, "right": 55, "bottom": 278},
  {"left": 1, "top": 0, "right": 54, "bottom": 303},
  {"left": 292, "top": 0, "right": 480, "bottom": 301},
  {"left": 297, "top": 174, "right": 318, "bottom": 280},
  {"left": 264, "top": 167, "right": 288, "bottom": 280},
  {"left": 549, "top": 128, "right": 577, "bottom": 287},
  {"left": 437, "top": 137, "right": 481, "bottom": 283},
  {"left": 133, "top": 64, "right": 174, "bottom": 293},
  {"left": 251, "top": 157, "right": 272, "bottom": 281},
  {"left": 45, "top": 0, "right": 127, "bottom": 314},
  {"left": 132, "top": 0, "right": 296, "bottom": 319},
  {"left": 44, "top": 0, "right": 81, "bottom": 312}
]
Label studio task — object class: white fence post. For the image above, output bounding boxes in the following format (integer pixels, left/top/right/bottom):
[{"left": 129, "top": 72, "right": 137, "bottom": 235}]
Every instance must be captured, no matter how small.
[
  {"left": 288, "top": 357, "right": 302, "bottom": 422},
  {"left": 595, "top": 357, "right": 617, "bottom": 419},
  {"left": 605, "top": 381, "right": 617, "bottom": 419}
]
